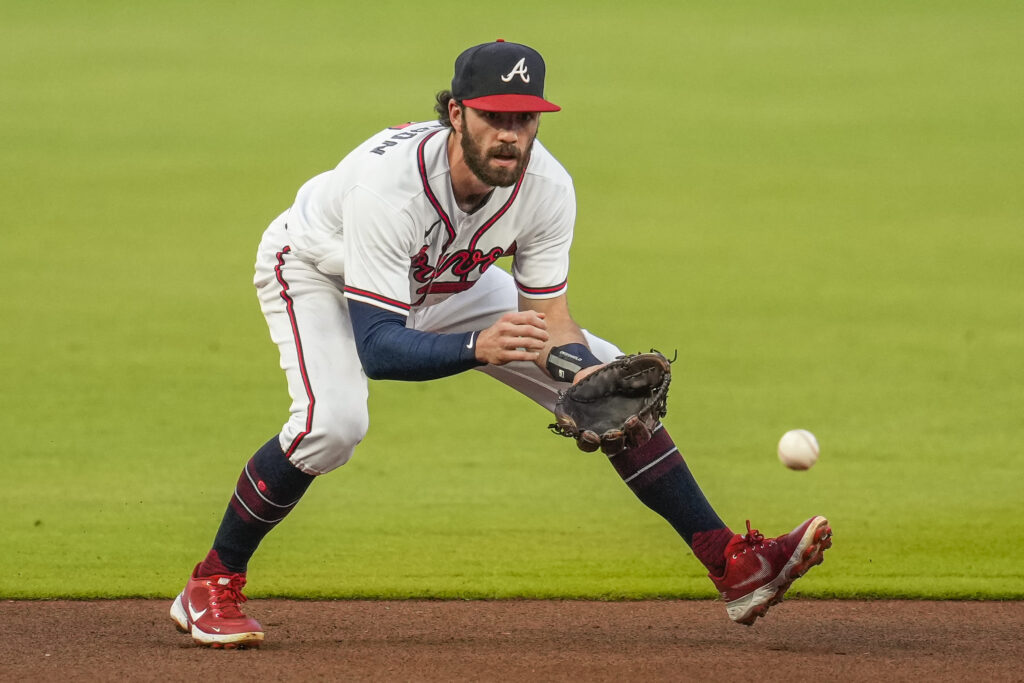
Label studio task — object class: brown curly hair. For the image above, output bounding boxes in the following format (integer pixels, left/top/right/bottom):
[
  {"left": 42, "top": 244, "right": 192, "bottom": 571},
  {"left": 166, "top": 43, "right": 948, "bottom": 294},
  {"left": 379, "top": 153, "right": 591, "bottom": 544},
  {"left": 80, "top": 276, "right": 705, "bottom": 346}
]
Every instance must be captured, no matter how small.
[{"left": 434, "top": 89, "right": 461, "bottom": 128}]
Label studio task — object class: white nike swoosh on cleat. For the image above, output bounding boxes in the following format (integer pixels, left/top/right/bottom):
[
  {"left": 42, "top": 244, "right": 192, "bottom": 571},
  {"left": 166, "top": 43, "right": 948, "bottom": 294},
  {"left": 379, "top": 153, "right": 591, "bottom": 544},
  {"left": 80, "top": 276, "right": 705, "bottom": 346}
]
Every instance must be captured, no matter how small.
[
  {"left": 733, "top": 554, "right": 774, "bottom": 590},
  {"left": 188, "top": 601, "right": 208, "bottom": 622}
]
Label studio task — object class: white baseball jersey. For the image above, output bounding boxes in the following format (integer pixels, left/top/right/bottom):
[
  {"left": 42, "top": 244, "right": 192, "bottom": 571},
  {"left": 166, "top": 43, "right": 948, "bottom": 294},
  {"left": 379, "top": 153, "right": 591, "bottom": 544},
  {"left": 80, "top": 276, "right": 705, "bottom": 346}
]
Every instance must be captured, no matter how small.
[{"left": 282, "top": 121, "right": 576, "bottom": 315}]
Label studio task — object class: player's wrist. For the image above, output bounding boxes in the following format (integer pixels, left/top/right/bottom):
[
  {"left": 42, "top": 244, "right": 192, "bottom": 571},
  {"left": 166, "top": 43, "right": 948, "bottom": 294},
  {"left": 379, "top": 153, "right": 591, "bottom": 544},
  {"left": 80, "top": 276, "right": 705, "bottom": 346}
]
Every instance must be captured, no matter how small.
[
  {"left": 546, "top": 343, "right": 601, "bottom": 383},
  {"left": 463, "top": 330, "right": 486, "bottom": 366}
]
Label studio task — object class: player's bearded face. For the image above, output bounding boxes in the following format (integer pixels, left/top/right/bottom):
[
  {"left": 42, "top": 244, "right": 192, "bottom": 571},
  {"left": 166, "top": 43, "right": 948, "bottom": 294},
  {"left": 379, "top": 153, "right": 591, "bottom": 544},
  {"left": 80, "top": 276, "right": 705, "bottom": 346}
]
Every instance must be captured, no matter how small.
[{"left": 459, "top": 115, "right": 535, "bottom": 188}]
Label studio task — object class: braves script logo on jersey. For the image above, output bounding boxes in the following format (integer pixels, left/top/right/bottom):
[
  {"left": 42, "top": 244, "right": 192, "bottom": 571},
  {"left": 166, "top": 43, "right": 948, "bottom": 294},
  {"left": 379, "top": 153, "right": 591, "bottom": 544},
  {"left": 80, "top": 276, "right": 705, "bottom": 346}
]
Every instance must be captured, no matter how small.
[
  {"left": 500, "top": 58, "right": 531, "bottom": 83},
  {"left": 410, "top": 241, "right": 516, "bottom": 301}
]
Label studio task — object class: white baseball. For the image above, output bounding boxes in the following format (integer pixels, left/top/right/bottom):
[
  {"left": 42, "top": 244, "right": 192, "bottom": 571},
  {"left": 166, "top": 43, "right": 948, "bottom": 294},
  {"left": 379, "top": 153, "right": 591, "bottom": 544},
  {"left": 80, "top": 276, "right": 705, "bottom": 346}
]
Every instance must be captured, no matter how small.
[{"left": 777, "top": 429, "right": 819, "bottom": 470}]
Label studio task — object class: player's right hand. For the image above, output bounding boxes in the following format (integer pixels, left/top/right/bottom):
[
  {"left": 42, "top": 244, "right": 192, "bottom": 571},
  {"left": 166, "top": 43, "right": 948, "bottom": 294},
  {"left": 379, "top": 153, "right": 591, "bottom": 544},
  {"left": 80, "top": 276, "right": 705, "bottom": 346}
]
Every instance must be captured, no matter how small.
[{"left": 475, "top": 311, "right": 549, "bottom": 365}]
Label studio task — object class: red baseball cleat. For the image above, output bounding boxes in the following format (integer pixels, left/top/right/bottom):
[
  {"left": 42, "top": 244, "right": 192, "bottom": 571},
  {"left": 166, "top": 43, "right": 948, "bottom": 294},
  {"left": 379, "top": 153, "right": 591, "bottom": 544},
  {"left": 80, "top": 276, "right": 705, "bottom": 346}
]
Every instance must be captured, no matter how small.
[
  {"left": 709, "top": 516, "right": 832, "bottom": 625},
  {"left": 170, "top": 565, "right": 264, "bottom": 648}
]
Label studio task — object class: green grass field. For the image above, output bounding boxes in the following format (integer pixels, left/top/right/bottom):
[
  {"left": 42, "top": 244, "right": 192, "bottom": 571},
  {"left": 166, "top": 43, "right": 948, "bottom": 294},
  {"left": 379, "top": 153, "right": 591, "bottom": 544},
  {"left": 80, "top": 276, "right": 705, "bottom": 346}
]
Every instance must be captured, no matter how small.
[{"left": 2, "top": 0, "right": 1021, "bottom": 600}]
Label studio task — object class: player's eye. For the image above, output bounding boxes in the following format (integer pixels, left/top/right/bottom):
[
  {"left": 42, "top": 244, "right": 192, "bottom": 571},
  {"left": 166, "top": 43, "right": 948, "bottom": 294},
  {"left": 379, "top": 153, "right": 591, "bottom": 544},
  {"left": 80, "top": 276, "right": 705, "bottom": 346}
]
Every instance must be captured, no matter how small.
[{"left": 479, "top": 111, "right": 536, "bottom": 128}]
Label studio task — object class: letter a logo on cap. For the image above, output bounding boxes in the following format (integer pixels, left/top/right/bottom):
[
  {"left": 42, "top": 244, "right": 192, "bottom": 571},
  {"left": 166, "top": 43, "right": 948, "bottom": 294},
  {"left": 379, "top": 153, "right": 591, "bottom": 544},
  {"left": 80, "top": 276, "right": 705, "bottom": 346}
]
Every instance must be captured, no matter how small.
[
  {"left": 452, "top": 41, "right": 560, "bottom": 112},
  {"left": 500, "top": 57, "right": 531, "bottom": 84}
]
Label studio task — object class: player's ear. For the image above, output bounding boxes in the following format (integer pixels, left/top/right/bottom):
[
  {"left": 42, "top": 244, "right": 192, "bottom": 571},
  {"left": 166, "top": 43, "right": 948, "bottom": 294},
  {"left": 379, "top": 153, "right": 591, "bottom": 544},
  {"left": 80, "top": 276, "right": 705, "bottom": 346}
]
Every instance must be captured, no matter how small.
[{"left": 448, "top": 99, "right": 464, "bottom": 131}]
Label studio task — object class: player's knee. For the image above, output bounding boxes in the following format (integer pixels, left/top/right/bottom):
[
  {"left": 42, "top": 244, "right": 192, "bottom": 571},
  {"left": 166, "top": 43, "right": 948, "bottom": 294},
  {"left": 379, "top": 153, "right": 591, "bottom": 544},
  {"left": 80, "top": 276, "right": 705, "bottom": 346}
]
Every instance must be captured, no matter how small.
[
  {"left": 286, "top": 405, "right": 369, "bottom": 474},
  {"left": 313, "top": 407, "right": 370, "bottom": 467}
]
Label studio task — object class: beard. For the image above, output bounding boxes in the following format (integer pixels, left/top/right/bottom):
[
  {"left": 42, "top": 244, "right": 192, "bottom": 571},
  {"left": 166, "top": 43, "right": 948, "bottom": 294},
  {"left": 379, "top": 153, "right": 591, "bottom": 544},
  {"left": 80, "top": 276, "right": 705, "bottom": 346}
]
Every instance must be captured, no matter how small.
[{"left": 460, "top": 123, "right": 534, "bottom": 188}]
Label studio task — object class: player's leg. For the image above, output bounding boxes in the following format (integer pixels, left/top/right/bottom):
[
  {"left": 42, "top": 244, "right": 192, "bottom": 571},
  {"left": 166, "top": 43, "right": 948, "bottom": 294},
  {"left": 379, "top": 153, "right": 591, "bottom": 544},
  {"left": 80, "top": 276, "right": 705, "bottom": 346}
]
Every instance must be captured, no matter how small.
[
  {"left": 197, "top": 238, "right": 369, "bottom": 563},
  {"left": 171, "top": 217, "right": 370, "bottom": 648},
  {"left": 412, "top": 267, "right": 831, "bottom": 625}
]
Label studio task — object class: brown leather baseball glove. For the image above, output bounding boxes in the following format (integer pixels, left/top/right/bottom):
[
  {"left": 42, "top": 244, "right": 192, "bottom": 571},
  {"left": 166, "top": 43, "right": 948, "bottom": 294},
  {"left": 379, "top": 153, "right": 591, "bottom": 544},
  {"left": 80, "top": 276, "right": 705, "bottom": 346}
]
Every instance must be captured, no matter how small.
[{"left": 550, "top": 351, "right": 672, "bottom": 455}]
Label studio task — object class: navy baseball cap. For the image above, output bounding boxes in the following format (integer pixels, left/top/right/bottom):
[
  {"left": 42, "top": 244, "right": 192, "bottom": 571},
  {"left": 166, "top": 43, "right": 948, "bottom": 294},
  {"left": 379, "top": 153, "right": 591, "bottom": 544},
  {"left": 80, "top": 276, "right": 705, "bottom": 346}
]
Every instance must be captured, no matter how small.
[{"left": 451, "top": 40, "right": 561, "bottom": 113}]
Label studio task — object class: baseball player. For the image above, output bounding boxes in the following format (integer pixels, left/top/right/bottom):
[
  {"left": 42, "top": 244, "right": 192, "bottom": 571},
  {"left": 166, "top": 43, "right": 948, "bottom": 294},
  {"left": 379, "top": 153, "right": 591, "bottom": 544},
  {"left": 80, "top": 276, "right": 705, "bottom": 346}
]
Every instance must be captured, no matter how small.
[{"left": 170, "top": 40, "right": 832, "bottom": 649}]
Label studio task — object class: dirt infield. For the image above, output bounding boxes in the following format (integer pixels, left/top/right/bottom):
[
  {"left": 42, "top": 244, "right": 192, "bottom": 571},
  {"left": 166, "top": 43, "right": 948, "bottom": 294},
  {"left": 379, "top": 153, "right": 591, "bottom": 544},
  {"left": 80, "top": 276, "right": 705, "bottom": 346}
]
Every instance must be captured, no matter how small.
[{"left": 1, "top": 600, "right": 1022, "bottom": 681}]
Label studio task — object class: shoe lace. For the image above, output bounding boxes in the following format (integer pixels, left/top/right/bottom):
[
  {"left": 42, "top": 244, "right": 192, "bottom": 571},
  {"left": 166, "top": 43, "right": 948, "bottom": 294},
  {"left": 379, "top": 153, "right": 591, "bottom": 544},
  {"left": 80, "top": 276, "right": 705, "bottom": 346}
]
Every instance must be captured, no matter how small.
[
  {"left": 730, "top": 521, "right": 773, "bottom": 559},
  {"left": 209, "top": 575, "right": 248, "bottom": 619}
]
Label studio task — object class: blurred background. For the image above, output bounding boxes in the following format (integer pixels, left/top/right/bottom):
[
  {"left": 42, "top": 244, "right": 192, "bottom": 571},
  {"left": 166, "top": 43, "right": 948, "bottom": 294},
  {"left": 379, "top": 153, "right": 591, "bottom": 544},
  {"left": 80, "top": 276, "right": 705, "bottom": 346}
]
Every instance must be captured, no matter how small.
[{"left": 1, "top": 0, "right": 1021, "bottom": 598}]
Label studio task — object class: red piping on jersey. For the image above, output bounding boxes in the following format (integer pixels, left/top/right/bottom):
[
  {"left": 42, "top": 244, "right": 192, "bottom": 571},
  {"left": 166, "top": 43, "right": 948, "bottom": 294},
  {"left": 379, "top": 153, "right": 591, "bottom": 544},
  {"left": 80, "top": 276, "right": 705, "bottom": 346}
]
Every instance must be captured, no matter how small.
[
  {"left": 343, "top": 285, "right": 411, "bottom": 312},
  {"left": 416, "top": 130, "right": 457, "bottom": 250},
  {"left": 274, "top": 247, "right": 315, "bottom": 458},
  {"left": 467, "top": 172, "right": 525, "bottom": 254},
  {"left": 516, "top": 279, "right": 567, "bottom": 296},
  {"left": 416, "top": 128, "right": 527, "bottom": 256}
]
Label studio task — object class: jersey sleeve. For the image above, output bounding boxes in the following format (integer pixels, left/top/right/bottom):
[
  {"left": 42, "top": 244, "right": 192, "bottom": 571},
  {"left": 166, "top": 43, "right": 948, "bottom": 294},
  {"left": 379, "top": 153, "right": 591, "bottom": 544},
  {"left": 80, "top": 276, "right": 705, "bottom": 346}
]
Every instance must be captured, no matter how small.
[
  {"left": 341, "top": 185, "right": 417, "bottom": 315},
  {"left": 510, "top": 184, "right": 575, "bottom": 299}
]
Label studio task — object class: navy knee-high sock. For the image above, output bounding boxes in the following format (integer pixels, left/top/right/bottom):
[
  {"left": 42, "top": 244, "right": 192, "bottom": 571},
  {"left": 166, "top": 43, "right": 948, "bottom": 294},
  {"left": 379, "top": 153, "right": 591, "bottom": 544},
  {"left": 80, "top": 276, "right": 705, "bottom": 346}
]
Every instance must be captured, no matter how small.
[
  {"left": 197, "top": 436, "right": 315, "bottom": 576},
  {"left": 608, "top": 425, "right": 734, "bottom": 575}
]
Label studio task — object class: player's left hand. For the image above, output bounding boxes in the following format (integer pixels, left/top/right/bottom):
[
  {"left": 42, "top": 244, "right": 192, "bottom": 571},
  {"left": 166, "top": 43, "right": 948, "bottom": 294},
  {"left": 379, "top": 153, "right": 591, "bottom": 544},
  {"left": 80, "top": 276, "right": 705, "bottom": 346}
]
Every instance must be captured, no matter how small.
[{"left": 550, "top": 351, "right": 672, "bottom": 455}]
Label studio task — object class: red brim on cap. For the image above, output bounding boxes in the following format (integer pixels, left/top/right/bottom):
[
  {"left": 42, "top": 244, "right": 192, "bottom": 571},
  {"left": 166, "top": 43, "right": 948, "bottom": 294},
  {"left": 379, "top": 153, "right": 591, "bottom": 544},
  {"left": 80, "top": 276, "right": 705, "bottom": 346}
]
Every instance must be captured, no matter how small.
[{"left": 462, "top": 94, "right": 561, "bottom": 113}]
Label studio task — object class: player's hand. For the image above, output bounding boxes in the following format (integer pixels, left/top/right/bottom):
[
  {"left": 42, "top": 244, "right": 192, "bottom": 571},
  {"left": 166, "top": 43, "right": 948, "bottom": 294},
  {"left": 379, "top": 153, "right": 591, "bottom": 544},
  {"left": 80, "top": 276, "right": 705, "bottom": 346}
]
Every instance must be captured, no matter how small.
[{"left": 475, "top": 311, "right": 549, "bottom": 365}]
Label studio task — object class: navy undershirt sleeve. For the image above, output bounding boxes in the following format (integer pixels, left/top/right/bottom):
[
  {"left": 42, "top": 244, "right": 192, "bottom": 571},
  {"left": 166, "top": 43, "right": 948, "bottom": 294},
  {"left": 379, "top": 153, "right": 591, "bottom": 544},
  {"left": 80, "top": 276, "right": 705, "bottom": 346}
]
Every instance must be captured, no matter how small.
[{"left": 347, "top": 299, "right": 484, "bottom": 381}]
